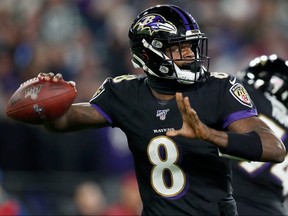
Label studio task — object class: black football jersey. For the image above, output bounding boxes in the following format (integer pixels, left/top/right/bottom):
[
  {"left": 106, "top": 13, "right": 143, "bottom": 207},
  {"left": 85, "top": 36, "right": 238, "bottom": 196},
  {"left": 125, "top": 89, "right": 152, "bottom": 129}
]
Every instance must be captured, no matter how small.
[
  {"left": 90, "top": 72, "right": 258, "bottom": 215},
  {"left": 232, "top": 84, "right": 288, "bottom": 215}
]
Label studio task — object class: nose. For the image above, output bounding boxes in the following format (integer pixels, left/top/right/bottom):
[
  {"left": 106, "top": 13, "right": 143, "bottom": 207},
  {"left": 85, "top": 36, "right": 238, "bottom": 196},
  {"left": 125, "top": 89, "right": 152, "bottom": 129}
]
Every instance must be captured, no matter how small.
[{"left": 182, "top": 47, "right": 195, "bottom": 60}]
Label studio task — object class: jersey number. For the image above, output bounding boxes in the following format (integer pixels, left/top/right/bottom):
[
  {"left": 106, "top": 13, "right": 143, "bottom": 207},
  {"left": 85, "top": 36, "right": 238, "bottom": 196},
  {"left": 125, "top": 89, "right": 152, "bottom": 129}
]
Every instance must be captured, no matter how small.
[
  {"left": 112, "top": 74, "right": 137, "bottom": 83},
  {"left": 147, "top": 136, "right": 186, "bottom": 197}
]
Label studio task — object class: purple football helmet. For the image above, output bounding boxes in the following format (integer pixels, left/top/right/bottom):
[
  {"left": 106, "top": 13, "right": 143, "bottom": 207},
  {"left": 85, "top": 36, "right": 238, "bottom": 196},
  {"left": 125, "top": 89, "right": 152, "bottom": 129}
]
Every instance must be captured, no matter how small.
[{"left": 128, "top": 4, "right": 209, "bottom": 84}]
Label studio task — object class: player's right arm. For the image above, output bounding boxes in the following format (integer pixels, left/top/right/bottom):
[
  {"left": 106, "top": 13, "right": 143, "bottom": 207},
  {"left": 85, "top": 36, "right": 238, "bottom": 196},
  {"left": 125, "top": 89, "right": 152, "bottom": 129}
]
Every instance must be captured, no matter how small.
[
  {"left": 44, "top": 102, "right": 109, "bottom": 132},
  {"left": 39, "top": 73, "right": 109, "bottom": 132}
]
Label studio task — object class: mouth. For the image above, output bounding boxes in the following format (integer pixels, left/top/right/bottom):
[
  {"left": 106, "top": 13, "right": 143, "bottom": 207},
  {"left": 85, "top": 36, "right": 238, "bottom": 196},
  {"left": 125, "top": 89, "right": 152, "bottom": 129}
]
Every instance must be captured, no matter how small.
[{"left": 179, "top": 61, "right": 201, "bottom": 73}]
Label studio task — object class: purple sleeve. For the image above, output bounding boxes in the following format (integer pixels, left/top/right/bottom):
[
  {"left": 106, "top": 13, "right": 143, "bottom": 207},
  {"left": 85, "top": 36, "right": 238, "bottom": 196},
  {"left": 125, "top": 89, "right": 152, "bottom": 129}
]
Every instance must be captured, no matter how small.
[
  {"left": 222, "top": 108, "right": 258, "bottom": 129},
  {"left": 91, "top": 103, "right": 113, "bottom": 124}
]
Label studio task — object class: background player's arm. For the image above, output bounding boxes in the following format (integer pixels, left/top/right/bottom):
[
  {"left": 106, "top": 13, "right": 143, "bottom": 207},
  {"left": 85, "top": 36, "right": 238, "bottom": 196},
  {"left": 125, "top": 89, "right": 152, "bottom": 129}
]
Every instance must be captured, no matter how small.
[{"left": 166, "top": 92, "right": 286, "bottom": 163}]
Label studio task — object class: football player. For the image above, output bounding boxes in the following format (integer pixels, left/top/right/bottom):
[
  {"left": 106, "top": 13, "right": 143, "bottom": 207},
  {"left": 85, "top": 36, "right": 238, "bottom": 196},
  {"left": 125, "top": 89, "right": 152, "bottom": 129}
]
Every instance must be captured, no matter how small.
[
  {"left": 17, "top": 5, "right": 286, "bottom": 215},
  {"left": 232, "top": 54, "right": 288, "bottom": 215}
]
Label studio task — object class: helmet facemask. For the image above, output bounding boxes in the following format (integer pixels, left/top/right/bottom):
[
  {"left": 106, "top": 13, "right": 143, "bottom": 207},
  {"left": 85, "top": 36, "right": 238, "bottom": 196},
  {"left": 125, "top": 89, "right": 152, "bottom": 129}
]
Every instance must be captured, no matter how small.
[
  {"left": 131, "top": 35, "right": 209, "bottom": 84},
  {"left": 162, "top": 36, "right": 209, "bottom": 84}
]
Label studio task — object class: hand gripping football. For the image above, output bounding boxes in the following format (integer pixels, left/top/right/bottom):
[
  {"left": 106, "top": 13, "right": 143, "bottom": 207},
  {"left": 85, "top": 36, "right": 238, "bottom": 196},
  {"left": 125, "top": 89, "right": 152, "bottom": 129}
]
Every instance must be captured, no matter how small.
[{"left": 6, "top": 77, "right": 77, "bottom": 124}]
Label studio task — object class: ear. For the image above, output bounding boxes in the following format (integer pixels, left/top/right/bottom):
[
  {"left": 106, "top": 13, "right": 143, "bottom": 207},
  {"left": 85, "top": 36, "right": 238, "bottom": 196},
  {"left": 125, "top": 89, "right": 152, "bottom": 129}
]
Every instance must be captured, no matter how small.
[{"left": 141, "top": 50, "right": 150, "bottom": 60}]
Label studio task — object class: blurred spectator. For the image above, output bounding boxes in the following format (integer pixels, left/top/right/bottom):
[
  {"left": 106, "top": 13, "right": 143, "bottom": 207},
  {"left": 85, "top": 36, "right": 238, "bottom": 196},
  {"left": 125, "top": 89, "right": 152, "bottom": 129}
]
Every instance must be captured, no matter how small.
[
  {"left": 40, "top": 0, "right": 82, "bottom": 43},
  {"left": 73, "top": 181, "right": 107, "bottom": 216},
  {"left": 103, "top": 171, "right": 142, "bottom": 216},
  {"left": 0, "top": 189, "right": 22, "bottom": 216},
  {"left": 0, "top": 171, "right": 29, "bottom": 216}
]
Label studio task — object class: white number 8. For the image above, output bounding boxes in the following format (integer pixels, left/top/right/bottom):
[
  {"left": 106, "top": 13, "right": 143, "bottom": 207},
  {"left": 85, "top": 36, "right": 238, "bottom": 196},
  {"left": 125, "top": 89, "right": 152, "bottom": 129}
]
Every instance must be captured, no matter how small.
[{"left": 147, "top": 136, "right": 186, "bottom": 197}]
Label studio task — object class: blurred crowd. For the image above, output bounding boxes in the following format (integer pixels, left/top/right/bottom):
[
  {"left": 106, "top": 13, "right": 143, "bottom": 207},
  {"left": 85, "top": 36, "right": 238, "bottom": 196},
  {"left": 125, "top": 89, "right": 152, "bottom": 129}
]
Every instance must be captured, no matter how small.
[{"left": 0, "top": 0, "right": 287, "bottom": 215}]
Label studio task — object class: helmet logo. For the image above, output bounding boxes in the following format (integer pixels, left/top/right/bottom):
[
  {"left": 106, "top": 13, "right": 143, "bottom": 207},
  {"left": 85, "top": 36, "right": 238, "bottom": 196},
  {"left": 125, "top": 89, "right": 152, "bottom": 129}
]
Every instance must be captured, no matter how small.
[{"left": 133, "top": 14, "right": 177, "bottom": 35}]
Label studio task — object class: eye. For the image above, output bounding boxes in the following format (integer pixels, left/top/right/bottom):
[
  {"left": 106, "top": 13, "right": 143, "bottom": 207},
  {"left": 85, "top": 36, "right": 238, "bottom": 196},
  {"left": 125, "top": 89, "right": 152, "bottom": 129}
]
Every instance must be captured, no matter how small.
[
  {"left": 165, "top": 45, "right": 179, "bottom": 54},
  {"left": 171, "top": 47, "right": 180, "bottom": 52},
  {"left": 191, "top": 41, "right": 199, "bottom": 49},
  {"left": 181, "top": 44, "right": 192, "bottom": 51}
]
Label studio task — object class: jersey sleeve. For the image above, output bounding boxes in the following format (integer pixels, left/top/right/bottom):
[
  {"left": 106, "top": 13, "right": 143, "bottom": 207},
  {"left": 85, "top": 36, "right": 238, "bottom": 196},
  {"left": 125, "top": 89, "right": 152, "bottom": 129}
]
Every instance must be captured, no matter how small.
[
  {"left": 89, "top": 75, "right": 139, "bottom": 127},
  {"left": 217, "top": 73, "right": 258, "bottom": 129}
]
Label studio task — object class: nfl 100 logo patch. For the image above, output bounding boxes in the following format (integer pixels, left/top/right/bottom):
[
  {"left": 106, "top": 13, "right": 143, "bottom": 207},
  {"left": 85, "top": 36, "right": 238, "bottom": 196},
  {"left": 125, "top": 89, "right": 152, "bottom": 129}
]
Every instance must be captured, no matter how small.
[{"left": 156, "top": 109, "right": 170, "bottom": 120}]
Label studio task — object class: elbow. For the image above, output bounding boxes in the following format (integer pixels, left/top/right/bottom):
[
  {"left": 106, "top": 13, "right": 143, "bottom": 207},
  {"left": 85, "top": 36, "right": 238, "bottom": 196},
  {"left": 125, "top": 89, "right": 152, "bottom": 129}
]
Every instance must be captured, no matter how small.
[
  {"left": 275, "top": 144, "right": 286, "bottom": 163},
  {"left": 264, "top": 141, "right": 286, "bottom": 163}
]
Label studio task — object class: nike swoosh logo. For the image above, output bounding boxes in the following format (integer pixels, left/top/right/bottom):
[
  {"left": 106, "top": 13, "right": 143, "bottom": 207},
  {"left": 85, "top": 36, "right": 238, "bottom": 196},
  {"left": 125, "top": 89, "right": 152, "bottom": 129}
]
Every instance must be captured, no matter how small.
[{"left": 229, "top": 77, "right": 237, "bottom": 85}]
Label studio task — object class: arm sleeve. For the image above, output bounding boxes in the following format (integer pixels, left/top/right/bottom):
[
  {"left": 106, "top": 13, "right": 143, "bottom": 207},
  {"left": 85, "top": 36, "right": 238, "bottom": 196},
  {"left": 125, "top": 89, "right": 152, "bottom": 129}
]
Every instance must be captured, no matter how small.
[{"left": 89, "top": 76, "right": 139, "bottom": 127}]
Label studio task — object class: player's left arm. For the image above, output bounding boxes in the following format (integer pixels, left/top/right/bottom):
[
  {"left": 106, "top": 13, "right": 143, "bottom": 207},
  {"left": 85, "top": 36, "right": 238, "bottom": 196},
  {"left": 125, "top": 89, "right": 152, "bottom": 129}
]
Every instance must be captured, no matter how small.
[
  {"left": 166, "top": 92, "right": 286, "bottom": 163},
  {"left": 226, "top": 116, "right": 285, "bottom": 162}
]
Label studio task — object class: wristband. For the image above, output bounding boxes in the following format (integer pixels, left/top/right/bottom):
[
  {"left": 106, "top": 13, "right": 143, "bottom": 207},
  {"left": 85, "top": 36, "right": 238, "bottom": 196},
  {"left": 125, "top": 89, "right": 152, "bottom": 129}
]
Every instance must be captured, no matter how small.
[{"left": 223, "top": 131, "right": 263, "bottom": 161}]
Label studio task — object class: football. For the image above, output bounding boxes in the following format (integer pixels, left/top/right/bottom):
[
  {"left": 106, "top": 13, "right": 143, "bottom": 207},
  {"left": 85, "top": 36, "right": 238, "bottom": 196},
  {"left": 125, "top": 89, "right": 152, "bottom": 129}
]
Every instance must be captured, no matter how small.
[{"left": 6, "top": 77, "right": 77, "bottom": 124}]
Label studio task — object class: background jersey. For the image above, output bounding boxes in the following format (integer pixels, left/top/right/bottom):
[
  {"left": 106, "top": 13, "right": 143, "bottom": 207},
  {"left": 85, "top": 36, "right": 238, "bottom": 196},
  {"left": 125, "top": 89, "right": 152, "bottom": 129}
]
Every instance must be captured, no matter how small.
[
  {"left": 232, "top": 84, "right": 288, "bottom": 215},
  {"left": 90, "top": 73, "right": 257, "bottom": 215}
]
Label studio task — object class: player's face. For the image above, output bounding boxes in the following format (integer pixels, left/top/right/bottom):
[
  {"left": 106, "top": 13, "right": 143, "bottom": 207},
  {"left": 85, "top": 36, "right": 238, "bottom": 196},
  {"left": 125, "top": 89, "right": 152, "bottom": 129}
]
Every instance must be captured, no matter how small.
[{"left": 165, "top": 42, "right": 195, "bottom": 67}]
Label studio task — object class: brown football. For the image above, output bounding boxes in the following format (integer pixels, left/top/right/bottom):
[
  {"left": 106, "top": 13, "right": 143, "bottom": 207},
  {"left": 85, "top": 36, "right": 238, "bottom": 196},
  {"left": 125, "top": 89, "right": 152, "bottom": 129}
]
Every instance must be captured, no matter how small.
[{"left": 6, "top": 77, "right": 76, "bottom": 124}]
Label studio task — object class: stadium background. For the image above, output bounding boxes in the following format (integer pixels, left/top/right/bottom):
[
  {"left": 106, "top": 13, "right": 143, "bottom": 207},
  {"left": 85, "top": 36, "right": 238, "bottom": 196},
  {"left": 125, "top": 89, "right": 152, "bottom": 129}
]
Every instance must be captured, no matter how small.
[{"left": 0, "top": 0, "right": 287, "bottom": 215}]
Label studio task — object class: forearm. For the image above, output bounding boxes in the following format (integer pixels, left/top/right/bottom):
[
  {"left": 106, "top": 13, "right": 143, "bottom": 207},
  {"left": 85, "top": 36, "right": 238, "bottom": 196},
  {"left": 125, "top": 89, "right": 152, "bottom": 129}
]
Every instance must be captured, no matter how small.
[
  {"left": 205, "top": 127, "right": 228, "bottom": 148},
  {"left": 206, "top": 126, "right": 285, "bottom": 163},
  {"left": 205, "top": 128, "right": 262, "bottom": 161},
  {"left": 44, "top": 103, "right": 109, "bottom": 132},
  {"left": 43, "top": 106, "right": 73, "bottom": 132}
]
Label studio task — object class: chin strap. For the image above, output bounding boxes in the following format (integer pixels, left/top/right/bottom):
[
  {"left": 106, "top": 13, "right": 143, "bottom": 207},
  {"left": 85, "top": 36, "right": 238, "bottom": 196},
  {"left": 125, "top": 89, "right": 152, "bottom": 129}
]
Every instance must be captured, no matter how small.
[
  {"left": 174, "top": 66, "right": 201, "bottom": 84},
  {"left": 131, "top": 53, "right": 160, "bottom": 77}
]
